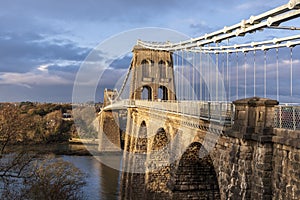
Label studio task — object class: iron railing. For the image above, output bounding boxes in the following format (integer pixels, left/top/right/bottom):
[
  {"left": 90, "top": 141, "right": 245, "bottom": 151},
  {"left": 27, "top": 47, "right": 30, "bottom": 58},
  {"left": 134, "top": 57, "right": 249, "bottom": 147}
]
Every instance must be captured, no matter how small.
[
  {"left": 103, "top": 99, "right": 235, "bottom": 124},
  {"left": 274, "top": 105, "right": 300, "bottom": 130},
  {"left": 133, "top": 100, "right": 234, "bottom": 124}
]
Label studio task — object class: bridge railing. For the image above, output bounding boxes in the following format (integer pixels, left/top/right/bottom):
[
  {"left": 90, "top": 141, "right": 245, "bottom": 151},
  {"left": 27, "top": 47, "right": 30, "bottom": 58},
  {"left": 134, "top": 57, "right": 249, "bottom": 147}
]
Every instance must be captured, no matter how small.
[
  {"left": 274, "top": 105, "right": 300, "bottom": 130},
  {"left": 133, "top": 100, "right": 234, "bottom": 124}
]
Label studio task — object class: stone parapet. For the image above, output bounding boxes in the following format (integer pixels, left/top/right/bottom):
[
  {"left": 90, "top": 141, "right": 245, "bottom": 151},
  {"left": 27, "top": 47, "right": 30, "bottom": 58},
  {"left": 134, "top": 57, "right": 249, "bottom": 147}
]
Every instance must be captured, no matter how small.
[
  {"left": 273, "top": 128, "right": 300, "bottom": 149},
  {"left": 232, "top": 97, "right": 278, "bottom": 142}
]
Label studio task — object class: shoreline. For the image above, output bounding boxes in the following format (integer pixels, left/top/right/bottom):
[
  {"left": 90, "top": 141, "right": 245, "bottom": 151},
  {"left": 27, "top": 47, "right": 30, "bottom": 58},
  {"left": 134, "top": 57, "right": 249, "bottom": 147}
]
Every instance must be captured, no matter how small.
[
  {"left": 3, "top": 139, "right": 98, "bottom": 156},
  {"left": 3, "top": 138, "right": 123, "bottom": 156}
]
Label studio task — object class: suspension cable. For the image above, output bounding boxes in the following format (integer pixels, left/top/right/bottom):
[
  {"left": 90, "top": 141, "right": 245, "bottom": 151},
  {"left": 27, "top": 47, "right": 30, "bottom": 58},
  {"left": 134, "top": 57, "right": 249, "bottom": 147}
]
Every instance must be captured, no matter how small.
[
  {"left": 290, "top": 47, "right": 293, "bottom": 96},
  {"left": 228, "top": 52, "right": 231, "bottom": 101},
  {"left": 276, "top": 48, "right": 279, "bottom": 101},
  {"left": 244, "top": 51, "right": 247, "bottom": 98},
  {"left": 253, "top": 50, "right": 256, "bottom": 97},
  {"left": 216, "top": 43, "right": 219, "bottom": 101},
  {"left": 208, "top": 51, "right": 211, "bottom": 101},
  {"left": 227, "top": 39, "right": 230, "bottom": 101},
  {"left": 264, "top": 50, "right": 267, "bottom": 98},
  {"left": 192, "top": 52, "right": 195, "bottom": 100},
  {"left": 181, "top": 50, "right": 184, "bottom": 100},
  {"left": 113, "top": 65, "right": 132, "bottom": 101},
  {"left": 222, "top": 51, "right": 225, "bottom": 101},
  {"left": 236, "top": 52, "right": 239, "bottom": 100},
  {"left": 200, "top": 52, "right": 203, "bottom": 100},
  {"left": 176, "top": 50, "right": 179, "bottom": 101},
  {"left": 138, "top": 1, "right": 300, "bottom": 51}
]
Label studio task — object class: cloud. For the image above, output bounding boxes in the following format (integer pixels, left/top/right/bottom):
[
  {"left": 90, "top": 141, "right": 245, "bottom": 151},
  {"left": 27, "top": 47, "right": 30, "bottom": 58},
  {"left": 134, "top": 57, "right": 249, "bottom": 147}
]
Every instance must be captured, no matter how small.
[
  {"left": 190, "top": 21, "right": 215, "bottom": 35},
  {"left": 0, "top": 31, "right": 89, "bottom": 73},
  {"left": 235, "top": 0, "right": 283, "bottom": 12},
  {"left": 0, "top": 71, "right": 72, "bottom": 88},
  {"left": 37, "top": 64, "right": 49, "bottom": 72},
  {"left": 109, "top": 55, "right": 132, "bottom": 70}
]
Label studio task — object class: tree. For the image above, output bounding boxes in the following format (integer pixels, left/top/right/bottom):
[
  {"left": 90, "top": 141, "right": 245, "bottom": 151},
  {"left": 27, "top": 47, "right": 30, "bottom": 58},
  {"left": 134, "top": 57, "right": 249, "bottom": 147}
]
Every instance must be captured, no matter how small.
[
  {"left": 21, "top": 158, "right": 86, "bottom": 200},
  {"left": 0, "top": 103, "right": 87, "bottom": 200},
  {"left": 0, "top": 103, "right": 21, "bottom": 152}
]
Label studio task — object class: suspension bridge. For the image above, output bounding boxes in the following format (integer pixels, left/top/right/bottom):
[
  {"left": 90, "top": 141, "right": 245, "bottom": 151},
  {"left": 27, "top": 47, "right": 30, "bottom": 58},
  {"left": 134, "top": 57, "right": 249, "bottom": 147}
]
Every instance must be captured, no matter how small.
[{"left": 97, "top": 1, "right": 300, "bottom": 199}]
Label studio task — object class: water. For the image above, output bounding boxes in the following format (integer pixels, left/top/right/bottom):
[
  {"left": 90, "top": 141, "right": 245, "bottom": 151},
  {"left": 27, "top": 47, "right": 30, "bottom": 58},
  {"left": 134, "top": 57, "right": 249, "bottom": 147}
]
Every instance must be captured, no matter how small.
[
  {"left": 2, "top": 144, "right": 122, "bottom": 200},
  {"left": 60, "top": 155, "right": 121, "bottom": 200}
]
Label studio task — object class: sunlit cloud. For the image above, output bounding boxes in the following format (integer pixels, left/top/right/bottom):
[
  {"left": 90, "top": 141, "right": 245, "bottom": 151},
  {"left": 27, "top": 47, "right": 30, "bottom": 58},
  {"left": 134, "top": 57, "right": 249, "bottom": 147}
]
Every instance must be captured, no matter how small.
[
  {"left": 0, "top": 71, "right": 72, "bottom": 88},
  {"left": 282, "top": 59, "right": 300, "bottom": 65},
  {"left": 37, "top": 64, "right": 49, "bottom": 72}
]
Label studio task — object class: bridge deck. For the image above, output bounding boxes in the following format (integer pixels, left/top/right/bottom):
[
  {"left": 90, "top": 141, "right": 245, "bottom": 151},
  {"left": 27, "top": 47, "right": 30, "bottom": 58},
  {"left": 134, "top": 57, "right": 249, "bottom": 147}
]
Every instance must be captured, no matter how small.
[{"left": 103, "top": 100, "right": 234, "bottom": 124}]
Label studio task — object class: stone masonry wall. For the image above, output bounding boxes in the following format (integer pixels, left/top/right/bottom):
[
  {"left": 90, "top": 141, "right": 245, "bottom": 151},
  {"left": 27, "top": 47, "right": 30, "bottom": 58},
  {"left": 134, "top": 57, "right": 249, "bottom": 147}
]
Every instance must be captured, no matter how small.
[
  {"left": 272, "top": 129, "right": 300, "bottom": 200},
  {"left": 172, "top": 142, "right": 220, "bottom": 200},
  {"left": 98, "top": 111, "right": 121, "bottom": 151}
]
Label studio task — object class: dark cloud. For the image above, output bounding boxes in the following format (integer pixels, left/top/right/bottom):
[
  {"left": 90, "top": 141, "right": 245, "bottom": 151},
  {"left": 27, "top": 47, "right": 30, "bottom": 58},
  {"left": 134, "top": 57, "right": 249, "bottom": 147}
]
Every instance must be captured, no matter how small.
[
  {"left": 47, "top": 64, "right": 79, "bottom": 74},
  {"left": 109, "top": 55, "right": 132, "bottom": 70},
  {"left": 0, "top": 0, "right": 175, "bottom": 25},
  {"left": 190, "top": 23, "right": 218, "bottom": 36},
  {"left": 0, "top": 32, "right": 89, "bottom": 73}
]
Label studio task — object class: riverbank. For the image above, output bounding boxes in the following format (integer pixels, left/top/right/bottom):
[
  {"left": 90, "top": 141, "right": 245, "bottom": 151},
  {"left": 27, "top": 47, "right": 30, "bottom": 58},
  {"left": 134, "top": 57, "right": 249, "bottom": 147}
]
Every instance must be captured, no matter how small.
[
  {"left": 2, "top": 139, "right": 97, "bottom": 156},
  {"left": 3, "top": 138, "right": 123, "bottom": 157}
]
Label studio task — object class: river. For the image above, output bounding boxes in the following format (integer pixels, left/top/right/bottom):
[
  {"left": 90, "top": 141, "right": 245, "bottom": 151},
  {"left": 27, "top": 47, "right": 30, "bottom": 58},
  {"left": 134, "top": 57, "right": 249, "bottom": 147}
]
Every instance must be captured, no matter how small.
[
  {"left": 2, "top": 143, "right": 122, "bottom": 200},
  {"left": 62, "top": 155, "right": 121, "bottom": 200}
]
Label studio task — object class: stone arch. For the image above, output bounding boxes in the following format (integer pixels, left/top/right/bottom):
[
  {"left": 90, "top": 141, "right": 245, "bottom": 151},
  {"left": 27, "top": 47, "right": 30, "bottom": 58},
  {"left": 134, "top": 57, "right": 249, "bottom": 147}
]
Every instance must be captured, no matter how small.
[
  {"left": 135, "top": 120, "right": 148, "bottom": 153},
  {"left": 151, "top": 127, "right": 169, "bottom": 151},
  {"left": 172, "top": 142, "right": 220, "bottom": 199},
  {"left": 146, "top": 127, "right": 171, "bottom": 198},
  {"left": 141, "top": 85, "right": 152, "bottom": 100},
  {"left": 158, "top": 85, "right": 168, "bottom": 101},
  {"left": 158, "top": 60, "right": 167, "bottom": 78}
]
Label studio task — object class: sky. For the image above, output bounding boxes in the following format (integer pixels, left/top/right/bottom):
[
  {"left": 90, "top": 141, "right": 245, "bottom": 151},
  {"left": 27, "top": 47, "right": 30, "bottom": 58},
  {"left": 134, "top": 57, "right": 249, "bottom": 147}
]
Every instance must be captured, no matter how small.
[{"left": 0, "top": 0, "right": 299, "bottom": 103}]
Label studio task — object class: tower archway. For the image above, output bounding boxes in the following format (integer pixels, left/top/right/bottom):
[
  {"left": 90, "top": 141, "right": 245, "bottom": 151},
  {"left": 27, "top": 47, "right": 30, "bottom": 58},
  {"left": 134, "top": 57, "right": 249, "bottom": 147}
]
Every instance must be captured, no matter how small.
[
  {"left": 158, "top": 85, "right": 168, "bottom": 101},
  {"left": 158, "top": 60, "right": 167, "bottom": 79},
  {"left": 141, "top": 59, "right": 153, "bottom": 78},
  {"left": 141, "top": 85, "right": 152, "bottom": 100}
]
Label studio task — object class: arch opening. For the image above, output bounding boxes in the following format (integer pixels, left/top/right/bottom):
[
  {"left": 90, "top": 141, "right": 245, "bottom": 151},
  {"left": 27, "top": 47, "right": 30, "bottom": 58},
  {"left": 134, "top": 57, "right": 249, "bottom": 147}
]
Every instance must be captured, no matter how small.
[
  {"left": 141, "top": 59, "right": 154, "bottom": 78},
  {"left": 151, "top": 127, "right": 169, "bottom": 151},
  {"left": 146, "top": 127, "right": 171, "bottom": 197},
  {"left": 158, "top": 85, "right": 168, "bottom": 101},
  {"left": 172, "top": 142, "right": 220, "bottom": 199},
  {"left": 141, "top": 85, "right": 152, "bottom": 100},
  {"left": 135, "top": 121, "right": 148, "bottom": 153},
  {"left": 159, "top": 60, "right": 167, "bottom": 79}
]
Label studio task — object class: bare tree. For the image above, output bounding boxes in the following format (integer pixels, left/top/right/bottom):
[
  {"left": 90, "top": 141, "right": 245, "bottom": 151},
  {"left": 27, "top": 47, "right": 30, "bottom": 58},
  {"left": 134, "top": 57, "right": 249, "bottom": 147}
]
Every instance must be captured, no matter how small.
[
  {"left": 0, "top": 103, "right": 20, "bottom": 154},
  {"left": 0, "top": 103, "right": 87, "bottom": 199},
  {"left": 21, "top": 157, "right": 86, "bottom": 200}
]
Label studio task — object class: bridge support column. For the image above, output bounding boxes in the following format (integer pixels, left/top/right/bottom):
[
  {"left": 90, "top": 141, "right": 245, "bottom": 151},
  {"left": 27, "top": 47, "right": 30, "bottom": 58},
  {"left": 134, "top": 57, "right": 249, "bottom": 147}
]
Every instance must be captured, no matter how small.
[
  {"left": 98, "top": 111, "right": 123, "bottom": 152},
  {"left": 120, "top": 108, "right": 149, "bottom": 199},
  {"left": 231, "top": 97, "right": 278, "bottom": 199}
]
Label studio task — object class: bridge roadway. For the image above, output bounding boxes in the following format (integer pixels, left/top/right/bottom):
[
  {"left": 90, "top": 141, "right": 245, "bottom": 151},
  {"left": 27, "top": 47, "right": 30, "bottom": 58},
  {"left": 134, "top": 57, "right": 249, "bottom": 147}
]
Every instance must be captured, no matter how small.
[{"left": 102, "top": 99, "right": 234, "bottom": 125}]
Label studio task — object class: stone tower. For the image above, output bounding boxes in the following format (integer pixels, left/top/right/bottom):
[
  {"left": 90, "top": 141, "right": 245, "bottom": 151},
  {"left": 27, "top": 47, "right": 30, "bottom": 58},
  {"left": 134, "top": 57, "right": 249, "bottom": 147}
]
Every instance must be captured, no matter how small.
[
  {"left": 129, "top": 45, "right": 176, "bottom": 101},
  {"left": 103, "top": 88, "right": 117, "bottom": 107}
]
